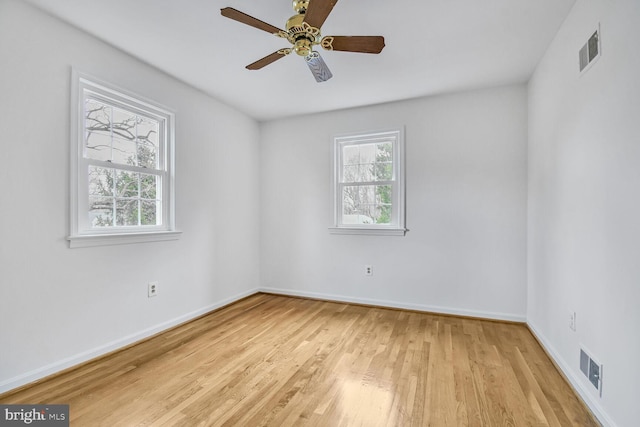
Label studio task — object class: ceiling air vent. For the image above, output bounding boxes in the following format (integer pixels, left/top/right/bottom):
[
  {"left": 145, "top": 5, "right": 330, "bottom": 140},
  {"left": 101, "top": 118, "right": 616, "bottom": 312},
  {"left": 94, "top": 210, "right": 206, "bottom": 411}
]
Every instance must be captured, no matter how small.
[{"left": 579, "top": 26, "right": 600, "bottom": 73}]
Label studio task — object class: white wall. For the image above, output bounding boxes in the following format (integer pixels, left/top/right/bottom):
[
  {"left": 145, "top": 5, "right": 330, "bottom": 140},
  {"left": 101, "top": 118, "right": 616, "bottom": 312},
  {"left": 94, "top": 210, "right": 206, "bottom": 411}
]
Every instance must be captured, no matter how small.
[
  {"left": 0, "top": 0, "right": 260, "bottom": 393},
  {"left": 527, "top": 0, "right": 640, "bottom": 425},
  {"left": 260, "top": 85, "right": 528, "bottom": 321},
  {"left": 5, "top": 1, "right": 634, "bottom": 424}
]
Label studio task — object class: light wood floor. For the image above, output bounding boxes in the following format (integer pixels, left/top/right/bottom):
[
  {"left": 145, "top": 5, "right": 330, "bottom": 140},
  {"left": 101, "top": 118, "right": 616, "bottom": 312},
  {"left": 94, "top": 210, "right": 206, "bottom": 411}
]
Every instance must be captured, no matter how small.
[{"left": 1, "top": 293, "right": 598, "bottom": 426}]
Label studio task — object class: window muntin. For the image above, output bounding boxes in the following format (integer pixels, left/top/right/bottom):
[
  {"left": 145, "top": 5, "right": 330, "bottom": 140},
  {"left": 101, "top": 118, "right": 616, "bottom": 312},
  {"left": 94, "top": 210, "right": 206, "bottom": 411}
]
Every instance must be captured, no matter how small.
[
  {"left": 332, "top": 129, "right": 406, "bottom": 235},
  {"left": 84, "top": 99, "right": 160, "bottom": 169},
  {"left": 88, "top": 166, "right": 161, "bottom": 228},
  {"left": 340, "top": 140, "right": 394, "bottom": 225},
  {"left": 70, "top": 72, "right": 177, "bottom": 246},
  {"left": 83, "top": 95, "right": 164, "bottom": 230}
]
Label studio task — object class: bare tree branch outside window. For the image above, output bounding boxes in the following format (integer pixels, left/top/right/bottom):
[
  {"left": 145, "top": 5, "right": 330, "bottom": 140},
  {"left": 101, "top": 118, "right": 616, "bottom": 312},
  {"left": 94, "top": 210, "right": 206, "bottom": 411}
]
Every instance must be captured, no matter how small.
[{"left": 84, "top": 99, "right": 161, "bottom": 228}]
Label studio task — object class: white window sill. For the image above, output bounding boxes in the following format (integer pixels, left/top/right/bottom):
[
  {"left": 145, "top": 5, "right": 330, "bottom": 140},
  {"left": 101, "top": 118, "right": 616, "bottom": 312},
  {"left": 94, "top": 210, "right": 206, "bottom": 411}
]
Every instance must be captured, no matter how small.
[
  {"left": 68, "top": 230, "right": 182, "bottom": 248},
  {"left": 328, "top": 227, "right": 407, "bottom": 236}
]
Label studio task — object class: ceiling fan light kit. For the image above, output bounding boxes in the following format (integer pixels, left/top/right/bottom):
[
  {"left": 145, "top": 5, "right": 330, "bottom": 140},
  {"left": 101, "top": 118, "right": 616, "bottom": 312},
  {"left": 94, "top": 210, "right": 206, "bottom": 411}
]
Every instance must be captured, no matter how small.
[
  {"left": 221, "top": 0, "right": 385, "bottom": 82},
  {"left": 306, "top": 51, "right": 333, "bottom": 82}
]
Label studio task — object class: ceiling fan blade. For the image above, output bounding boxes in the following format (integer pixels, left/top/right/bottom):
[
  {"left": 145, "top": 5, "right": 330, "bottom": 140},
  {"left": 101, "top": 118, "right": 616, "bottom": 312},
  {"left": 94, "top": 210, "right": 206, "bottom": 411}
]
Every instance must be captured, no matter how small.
[
  {"left": 321, "top": 36, "right": 385, "bottom": 53},
  {"left": 220, "top": 7, "right": 283, "bottom": 35},
  {"left": 246, "top": 50, "right": 290, "bottom": 70},
  {"left": 303, "top": 0, "right": 338, "bottom": 29},
  {"left": 305, "top": 52, "right": 333, "bottom": 82}
]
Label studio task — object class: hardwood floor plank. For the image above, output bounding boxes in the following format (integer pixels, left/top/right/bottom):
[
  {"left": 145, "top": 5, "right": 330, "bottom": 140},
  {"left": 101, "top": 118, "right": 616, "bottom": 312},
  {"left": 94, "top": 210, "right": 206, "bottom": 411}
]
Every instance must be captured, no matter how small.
[{"left": 0, "top": 294, "right": 599, "bottom": 426}]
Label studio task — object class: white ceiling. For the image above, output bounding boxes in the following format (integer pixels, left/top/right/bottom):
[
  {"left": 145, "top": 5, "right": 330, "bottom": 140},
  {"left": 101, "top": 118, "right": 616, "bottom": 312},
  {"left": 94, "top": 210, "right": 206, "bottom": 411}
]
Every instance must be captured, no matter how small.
[{"left": 23, "top": 0, "right": 576, "bottom": 121}]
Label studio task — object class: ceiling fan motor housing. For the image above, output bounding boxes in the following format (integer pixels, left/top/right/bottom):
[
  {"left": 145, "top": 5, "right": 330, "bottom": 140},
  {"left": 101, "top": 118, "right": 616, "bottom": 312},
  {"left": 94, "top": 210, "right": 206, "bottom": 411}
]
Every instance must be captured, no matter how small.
[
  {"left": 294, "top": 39, "right": 313, "bottom": 56},
  {"left": 286, "top": 13, "right": 320, "bottom": 56}
]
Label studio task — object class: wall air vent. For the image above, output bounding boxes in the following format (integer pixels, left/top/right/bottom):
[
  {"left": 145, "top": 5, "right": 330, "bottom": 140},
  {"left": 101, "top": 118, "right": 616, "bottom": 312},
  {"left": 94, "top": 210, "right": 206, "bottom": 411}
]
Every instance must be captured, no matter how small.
[
  {"left": 580, "top": 347, "right": 603, "bottom": 396},
  {"left": 579, "top": 26, "right": 600, "bottom": 73}
]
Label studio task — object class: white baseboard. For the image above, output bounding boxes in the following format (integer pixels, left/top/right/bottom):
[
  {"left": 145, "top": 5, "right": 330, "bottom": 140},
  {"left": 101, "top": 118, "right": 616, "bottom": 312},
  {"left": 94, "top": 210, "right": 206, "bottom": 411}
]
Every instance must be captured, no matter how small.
[
  {"left": 527, "top": 321, "right": 616, "bottom": 427},
  {"left": 0, "top": 288, "right": 260, "bottom": 395},
  {"left": 259, "top": 287, "right": 526, "bottom": 322}
]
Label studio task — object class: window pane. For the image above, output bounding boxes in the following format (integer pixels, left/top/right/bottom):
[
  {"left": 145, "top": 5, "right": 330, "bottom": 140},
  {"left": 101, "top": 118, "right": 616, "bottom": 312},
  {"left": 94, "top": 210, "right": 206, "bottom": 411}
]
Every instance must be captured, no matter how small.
[
  {"left": 137, "top": 117, "right": 159, "bottom": 169},
  {"left": 137, "top": 142, "right": 158, "bottom": 169},
  {"left": 116, "top": 170, "right": 139, "bottom": 198},
  {"left": 140, "top": 173, "right": 158, "bottom": 199},
  {"left": 111, "top": 107, "right": 137, "bottom": 142},
  {"left": 342, "top": 142, "right": 393, "bottom": 183},
  {"left": 85, "top": 99, "right": 112, "bottom": 162},
  {"left": 342, "top": 184, "right": 392, "bottom": 225},
  {"left": 374, "top": 142, "right": 393, "bottom": 181},
  {"left": 137, "top": 116, "right": 158, "bottom": 145},
  {"left": 376, "top": 184, "right": 393, "bottom": 225},
  {"left": 88, "top": 166, "right": 114, "bottom": 197},
  {"left": 112, "top": 137, "right": 137, "bottom": 166},
  {"left": 83, "top": 101, "right": 161, "bottom": 169},
  {"left": 379, "top": 203, "right": 392, "bottom": 224},
  {"left": 85, "top": 132, "right": 112, "bottom": 162},
  {"left": 116, "top": 199, "right": 139, "bottom": 226},
  {"left": 141, "top": 200, "right": 159, "bottom": 226},
  {"left": 374, "top": 161, "right": 393, "bottom": 181},
  {"left": 342, "top": 145, "right": 360, "bottom": 165},
  {"left": 342, "top": 185, "right": 375, "bottom": 219},
  {"left": 89, "top": 197, "right": 114, "bottom": 227},
  {"left": 342, "top": 165, "right": 360, "bottom": 182}
]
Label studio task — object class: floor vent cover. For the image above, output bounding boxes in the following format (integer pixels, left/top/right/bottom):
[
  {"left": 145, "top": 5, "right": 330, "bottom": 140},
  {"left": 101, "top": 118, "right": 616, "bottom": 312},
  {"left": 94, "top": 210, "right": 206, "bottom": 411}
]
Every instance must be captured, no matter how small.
[{"left": 580, "top": 347, "right": 603, "bottom": 396}]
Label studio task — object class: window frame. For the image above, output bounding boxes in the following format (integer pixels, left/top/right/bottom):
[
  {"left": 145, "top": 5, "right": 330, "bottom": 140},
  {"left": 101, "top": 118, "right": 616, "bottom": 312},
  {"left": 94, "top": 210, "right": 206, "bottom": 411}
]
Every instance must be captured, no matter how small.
[
  {"left": 69, "top": 70, "right": 180, "bottom": 248},
  {"left": 330, "top": 128, "right": 407, "bottom": 236}
]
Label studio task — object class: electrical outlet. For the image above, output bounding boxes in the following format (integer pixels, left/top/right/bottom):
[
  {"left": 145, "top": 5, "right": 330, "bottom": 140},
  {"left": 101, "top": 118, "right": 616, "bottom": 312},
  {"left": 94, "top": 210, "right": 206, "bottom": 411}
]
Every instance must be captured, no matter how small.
[
  {"left": 569, "top": 312, "right": 576, "bottom": 331},
  {"left": 148, "top": 282, "right": 158, "bottom": 298},
  {"left": 365, "top": 265, "right": 373, "bottom": 276}
]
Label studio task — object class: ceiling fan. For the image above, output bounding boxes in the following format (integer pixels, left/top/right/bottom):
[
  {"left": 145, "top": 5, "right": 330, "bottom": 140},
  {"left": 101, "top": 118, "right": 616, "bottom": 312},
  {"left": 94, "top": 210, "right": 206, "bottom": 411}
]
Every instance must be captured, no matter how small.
[{"left": 220, "top": 0, "right": 385, "bottom": 82}]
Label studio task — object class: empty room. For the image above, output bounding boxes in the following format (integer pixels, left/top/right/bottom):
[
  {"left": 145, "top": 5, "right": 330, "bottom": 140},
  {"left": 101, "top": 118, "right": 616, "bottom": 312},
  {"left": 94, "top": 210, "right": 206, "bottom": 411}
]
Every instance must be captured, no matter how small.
[{"left": 0, "top": 0, "right": 638, "bottom": 425}]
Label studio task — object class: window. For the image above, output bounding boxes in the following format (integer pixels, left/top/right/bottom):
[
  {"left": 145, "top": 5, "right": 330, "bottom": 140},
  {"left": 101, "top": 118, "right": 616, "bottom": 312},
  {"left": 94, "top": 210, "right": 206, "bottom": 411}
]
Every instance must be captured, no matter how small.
[
  {"left": 331, "top": 128, "right": 406, "bottom": 235},
  {"left": 69, "top": 72, "right": 179, "bottom": 247}
]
